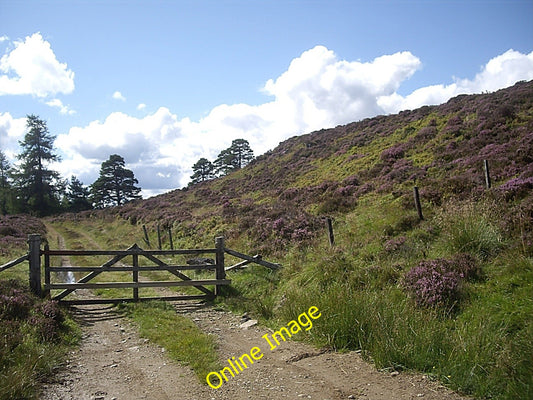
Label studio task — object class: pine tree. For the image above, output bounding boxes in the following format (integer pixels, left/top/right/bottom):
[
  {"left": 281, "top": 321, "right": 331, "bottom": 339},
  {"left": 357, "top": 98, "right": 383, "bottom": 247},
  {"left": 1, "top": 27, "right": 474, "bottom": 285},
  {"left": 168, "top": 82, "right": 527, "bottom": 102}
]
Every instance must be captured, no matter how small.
[
  {"left": 214, "top": 139, "right": 254, "bottom": 176},
  {"left": 214, "top": 147, "right": 236, "bottom": 176},
  {"left": 90, "top": 154, "right": 141, "bottom": 208},
  {"left": 230, "top": 138, "right": 255, "bottom": 169},
  {"left": 66, "top": 176, "right": 92, "bottom": 212},
  {"left": 0, "top": 151, "right": 13, "bottom": 215},
  {"left": 190, "top": 158, "right": 215, "bottom": 184},
  {"left": 14, "top": 115, "right": 61, "bottom": 216}
]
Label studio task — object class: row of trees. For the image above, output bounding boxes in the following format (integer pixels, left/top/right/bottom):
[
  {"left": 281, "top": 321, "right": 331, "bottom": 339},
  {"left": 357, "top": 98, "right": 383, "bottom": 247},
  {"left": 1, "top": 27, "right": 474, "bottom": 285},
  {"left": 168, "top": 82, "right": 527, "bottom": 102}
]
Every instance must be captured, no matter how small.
[
  {"left": 0, "top": 115, "right": 141, "bottom": 216},
  {"left": 190, "top": 138, "right": 254, "bottom": 184},
  {"left": 0, "top": 115, "right": 256, "bottom": 215}
]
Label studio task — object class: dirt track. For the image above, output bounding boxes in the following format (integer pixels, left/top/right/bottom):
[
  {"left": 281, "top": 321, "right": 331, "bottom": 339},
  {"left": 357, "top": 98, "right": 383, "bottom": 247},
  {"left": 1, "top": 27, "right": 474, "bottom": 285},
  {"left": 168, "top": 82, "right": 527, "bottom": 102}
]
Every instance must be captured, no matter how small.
[{"left": 39, "top": 291, "right": 470, "bottom": 400}]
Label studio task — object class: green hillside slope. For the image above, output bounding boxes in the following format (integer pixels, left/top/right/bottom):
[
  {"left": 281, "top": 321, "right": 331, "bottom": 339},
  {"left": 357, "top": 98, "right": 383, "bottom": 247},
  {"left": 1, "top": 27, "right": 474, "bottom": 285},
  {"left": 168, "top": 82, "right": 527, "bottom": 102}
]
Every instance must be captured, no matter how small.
[
  {"left": 48, "top": 81, "right": 533, "bottom": 399},
  {"left": 102, "top": 81, "right": 532, "bottom": 255}
]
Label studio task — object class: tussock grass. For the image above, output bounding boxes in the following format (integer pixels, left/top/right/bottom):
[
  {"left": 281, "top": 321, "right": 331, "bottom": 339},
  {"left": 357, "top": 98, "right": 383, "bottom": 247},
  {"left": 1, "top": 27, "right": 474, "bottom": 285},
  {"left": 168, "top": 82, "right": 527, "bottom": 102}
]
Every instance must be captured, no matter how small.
[{"left": 436, "top": 200, "right": 504, "bottom": 260}]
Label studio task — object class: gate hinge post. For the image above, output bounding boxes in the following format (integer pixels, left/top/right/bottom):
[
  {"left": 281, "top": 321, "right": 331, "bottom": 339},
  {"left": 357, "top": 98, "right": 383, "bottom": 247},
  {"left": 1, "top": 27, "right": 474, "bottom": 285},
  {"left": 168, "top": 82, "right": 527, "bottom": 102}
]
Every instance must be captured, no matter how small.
[{"left": 28, "top": 234, "right": 43, "bottom": 297}]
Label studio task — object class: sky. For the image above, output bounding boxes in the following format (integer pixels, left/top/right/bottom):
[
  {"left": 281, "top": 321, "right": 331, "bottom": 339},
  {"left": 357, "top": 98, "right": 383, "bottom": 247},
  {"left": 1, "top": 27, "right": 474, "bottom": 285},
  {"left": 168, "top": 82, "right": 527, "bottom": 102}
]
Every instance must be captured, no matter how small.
[{"left": 1, "top": 0, "right": 532, "bottom": 198}]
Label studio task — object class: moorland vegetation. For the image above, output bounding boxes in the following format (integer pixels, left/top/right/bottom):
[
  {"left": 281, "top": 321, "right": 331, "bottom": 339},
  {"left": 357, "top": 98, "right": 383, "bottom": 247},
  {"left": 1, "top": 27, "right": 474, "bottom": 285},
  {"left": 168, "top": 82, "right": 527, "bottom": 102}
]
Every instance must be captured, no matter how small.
[{"left": 0, "top": 228, "right": 79, "bottom": 399}]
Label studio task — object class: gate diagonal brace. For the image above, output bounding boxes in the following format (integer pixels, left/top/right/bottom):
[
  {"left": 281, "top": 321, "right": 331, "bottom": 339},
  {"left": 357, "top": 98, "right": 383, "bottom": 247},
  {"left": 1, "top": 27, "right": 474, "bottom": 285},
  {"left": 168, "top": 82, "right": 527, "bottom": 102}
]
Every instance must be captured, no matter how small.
[
  {"left": 140, "top": 251, "right": 215, "bottom": 297},
  {"left": 53, "top": 252, "right": 129, "bottom": 301}
]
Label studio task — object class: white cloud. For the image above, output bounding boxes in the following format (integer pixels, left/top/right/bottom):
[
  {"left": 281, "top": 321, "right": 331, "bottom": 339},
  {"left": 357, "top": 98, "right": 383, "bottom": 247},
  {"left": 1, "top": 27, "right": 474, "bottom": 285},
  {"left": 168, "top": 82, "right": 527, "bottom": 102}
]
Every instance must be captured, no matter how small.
[
  {"left": 0, "top": 33, "right": 75, "bottom": 97},
  {"left": 0, "top": 36, "right": 8, "bottom": 43},
  {"left": 45, "top": 98, "right": 76, "bottom": 115},
  {"left": 378, "top": 49, "right": 533, "bottom": 113},
  {"left": 137, "top": 103, "right": 146, "bottom": 110},
  {"left": 112, "top": 91, "right": 126, "bottom": 101},
  {"left": 55, "top": 46, "right": 533, "bottom": 196},
  {"left": 262, "top": 46, "right": 421, "bottom": 132},
  {"left": 0, "top": 112, "right": 27, "bottom": 160}
]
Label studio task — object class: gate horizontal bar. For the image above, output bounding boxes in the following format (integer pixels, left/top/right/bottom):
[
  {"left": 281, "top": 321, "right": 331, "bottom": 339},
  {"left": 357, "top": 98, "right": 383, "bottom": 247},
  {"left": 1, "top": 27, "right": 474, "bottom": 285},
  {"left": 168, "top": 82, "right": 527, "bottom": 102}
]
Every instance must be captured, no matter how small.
[
  {"left": 43, "top": 248, "right": 216, "bottom": 256},
  {"left": 57, "top": 294, "right": 211, "bottom": 305},
  {"left": 47, "top": 264, "right": 216, "bottom": 272},
  {"left": 46, "top": 279, "right": 231, "bottom": 290}
]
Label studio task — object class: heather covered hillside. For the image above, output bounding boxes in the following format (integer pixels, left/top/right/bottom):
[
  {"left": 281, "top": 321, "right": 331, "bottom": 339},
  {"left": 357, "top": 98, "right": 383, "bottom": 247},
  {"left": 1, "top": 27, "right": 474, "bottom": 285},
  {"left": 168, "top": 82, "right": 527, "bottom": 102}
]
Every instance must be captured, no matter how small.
[
  {"left": 0, "top": 215, "right": 46, "bottom": 256},
  {"left": 47, "top": 81, "right": 533, "bottom": 399},
  {"left": 101, "top": 80, "right": 533, "bottom": 255}
]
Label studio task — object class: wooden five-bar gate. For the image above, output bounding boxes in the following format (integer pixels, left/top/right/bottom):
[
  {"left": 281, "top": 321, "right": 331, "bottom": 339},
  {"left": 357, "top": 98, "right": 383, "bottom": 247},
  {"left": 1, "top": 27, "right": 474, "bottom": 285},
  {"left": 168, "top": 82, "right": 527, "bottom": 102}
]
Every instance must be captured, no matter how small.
[{"left": 1, "top": 234, "right": 280, "bottom": 305}]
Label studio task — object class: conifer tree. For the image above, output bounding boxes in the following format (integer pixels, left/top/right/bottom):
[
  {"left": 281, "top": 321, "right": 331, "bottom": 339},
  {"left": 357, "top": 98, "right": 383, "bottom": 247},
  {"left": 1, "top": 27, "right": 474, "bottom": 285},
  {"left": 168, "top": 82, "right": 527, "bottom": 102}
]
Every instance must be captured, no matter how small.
[
  {"left": 230, "top": 138, "right": 255, "bottom": 169},
  {"left": 0, "top": 151, "right": 13, "bottom": 215},
  {"left": 90, "top": 154, "right": 141, "bottom": 207},
  {"left": 214, "top": 139, "right": 254, "bottom": 176},
  {"left": 190, "top": 157, "right": 215, "bottom": 184},
  {"left": 14, "top": 115, "right": 61, "bottom": 216},
  {"left": 66, "top": 176, "right": 92, "bottom": 212}
]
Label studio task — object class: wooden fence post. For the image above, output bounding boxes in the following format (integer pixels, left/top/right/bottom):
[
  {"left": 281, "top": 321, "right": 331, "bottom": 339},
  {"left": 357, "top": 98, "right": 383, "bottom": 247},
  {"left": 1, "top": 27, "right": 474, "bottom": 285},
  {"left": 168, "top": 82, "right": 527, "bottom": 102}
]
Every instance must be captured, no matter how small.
[
  {"left": 28, "top": 234, "right": 42, "bottom": 297},
  {"left": 215, "top": 236, "right": 226, "bottom": 297},
  {"left": 326, "top": 217, "right": 335, "bottom": 247},
  {"left": 168, "top": 227, "right": 174, "bottom": 250},
  {"left": 142, "top": 225, "right": 150, "bottom": 247},
  {"left": 157, "top": 224, "right": 162, "bottom": 250},
  {"left": 484, "top": 159, "right": 492, "bottom": 189},
  {"left": 413, "top": 186, "right": 424, "bottom": 221}
]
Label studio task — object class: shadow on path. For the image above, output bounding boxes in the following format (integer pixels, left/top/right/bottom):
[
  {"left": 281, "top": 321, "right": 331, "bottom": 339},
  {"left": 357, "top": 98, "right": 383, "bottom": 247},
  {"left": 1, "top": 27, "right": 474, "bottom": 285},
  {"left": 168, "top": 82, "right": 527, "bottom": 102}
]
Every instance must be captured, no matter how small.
[{"left": 68, "top": 304, "right": 123, "bottom": 326}]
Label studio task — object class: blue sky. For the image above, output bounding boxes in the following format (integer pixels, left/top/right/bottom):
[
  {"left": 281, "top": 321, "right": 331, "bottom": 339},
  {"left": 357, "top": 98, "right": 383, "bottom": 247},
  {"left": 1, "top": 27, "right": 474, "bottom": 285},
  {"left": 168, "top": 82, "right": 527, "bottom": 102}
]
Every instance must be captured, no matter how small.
[{"left": 1, "top": 0, "right": 532, "bottom": 197}]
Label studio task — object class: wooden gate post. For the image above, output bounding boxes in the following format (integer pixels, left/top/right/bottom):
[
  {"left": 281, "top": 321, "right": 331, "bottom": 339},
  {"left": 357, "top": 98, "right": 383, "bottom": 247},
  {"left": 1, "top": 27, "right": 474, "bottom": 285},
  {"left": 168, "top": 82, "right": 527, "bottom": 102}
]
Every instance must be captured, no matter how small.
[
  {"left": 132, "top": 249, "right": 139, "bottom": 301},
  {"left": 215, "top": 236, "right": 226, "bottom": 297},
  {"left": 28, "top": 234, "right": 42, "bottom": 297},
  {"left": 44, "top": 243, "right": 51, "bottom": 298}
]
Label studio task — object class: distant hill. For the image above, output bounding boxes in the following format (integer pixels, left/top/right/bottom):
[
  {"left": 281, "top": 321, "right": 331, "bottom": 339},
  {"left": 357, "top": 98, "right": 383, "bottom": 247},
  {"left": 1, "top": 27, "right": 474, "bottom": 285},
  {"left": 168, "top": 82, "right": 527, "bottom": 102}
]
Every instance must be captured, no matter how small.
[{"left": 105, "top": 80, "right": 532, "bottom": 254}]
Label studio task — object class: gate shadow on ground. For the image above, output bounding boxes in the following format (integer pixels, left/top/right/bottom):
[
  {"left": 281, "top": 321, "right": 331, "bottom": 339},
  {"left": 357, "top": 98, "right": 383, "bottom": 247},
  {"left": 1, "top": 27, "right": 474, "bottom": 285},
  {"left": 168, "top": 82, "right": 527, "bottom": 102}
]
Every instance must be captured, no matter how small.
[
  {"left": 171, "top": 300, "right": 213, "bottom": 315},
  {"left": 67, "top": 305, "right": 123, "bottom": 326}
]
